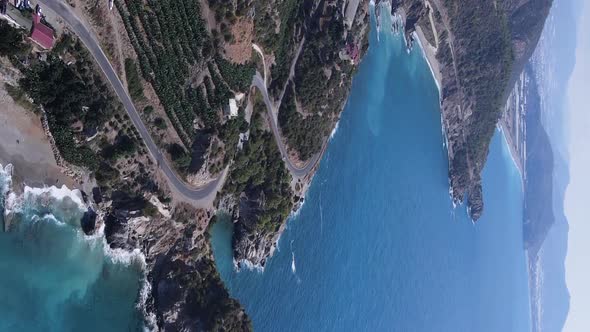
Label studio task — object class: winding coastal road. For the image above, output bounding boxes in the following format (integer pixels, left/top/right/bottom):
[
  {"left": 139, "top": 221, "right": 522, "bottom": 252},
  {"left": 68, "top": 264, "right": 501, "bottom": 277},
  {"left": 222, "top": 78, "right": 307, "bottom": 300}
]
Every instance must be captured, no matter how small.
[
  {"left": 38, "top": 0, "right": 226, "bottom": 204},
  {"left": 41, "top": 0, "right": 318, "bottom": 201},
  {"left": 251, "top": 73, "right": 319, "bottom": 178}
]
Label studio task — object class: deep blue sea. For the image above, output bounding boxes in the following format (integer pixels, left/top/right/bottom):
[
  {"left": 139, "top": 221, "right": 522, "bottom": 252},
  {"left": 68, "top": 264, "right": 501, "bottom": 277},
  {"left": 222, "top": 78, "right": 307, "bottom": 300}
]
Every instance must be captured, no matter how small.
[
  {"left": 0, "top": 169, "right": 145, "bottom": 331},
  {"left": 211, "top": 5, "right": 532, "bottom": 332}
]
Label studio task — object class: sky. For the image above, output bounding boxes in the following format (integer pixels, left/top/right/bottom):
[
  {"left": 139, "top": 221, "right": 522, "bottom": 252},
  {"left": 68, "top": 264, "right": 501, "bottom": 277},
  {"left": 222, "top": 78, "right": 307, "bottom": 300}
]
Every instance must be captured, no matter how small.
[{"left": 563, "top": 1, "right": 590, "bottom": 331}]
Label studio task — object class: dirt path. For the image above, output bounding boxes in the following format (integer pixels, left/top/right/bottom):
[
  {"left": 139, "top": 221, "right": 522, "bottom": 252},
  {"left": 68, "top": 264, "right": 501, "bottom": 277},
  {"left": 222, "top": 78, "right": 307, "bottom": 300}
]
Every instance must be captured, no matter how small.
[
  {"left": 277, "top": 37, "right": 306, "bottom": 110},
  {"left": 107, "top": 4, "right": 127, "bottom": 83},
  {"left": 425, "top": 1, "right": 439, "bottom": 50},
  {"left": 429, "top": 0, "right": 458, "bottom": 82}
]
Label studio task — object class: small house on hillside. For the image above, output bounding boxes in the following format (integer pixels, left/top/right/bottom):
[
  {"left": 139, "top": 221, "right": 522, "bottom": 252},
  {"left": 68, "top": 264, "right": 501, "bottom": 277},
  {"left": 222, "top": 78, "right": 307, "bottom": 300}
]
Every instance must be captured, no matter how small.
[
  {"left": 29, "top": 12, "right": 53, "bottom": 50},
  {"left": 225, "top": 98, "right": 239, "bottom": 118}
]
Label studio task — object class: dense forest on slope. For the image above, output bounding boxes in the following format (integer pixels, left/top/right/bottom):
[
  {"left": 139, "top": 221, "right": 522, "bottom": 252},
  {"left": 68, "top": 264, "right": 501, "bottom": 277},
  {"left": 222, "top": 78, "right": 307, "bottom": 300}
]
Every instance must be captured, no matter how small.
[
  {"left": 271, "top": 0, "right": 364, "bottom": 161},
  {"left": 278, "top": 83, "right": 327, "bottom": 161},
  {"left": 0, "top": 20, "right": 31, "bottom": 56},
  {"left": 223, "top": 96, "right": 294, "bottom": 233},
  {"left": 20, "top": 40, "right": 125, "bottom": 171},
  {"left": 442, "top": 0, "right": 514, "bottom": 166},
  {"left": 393, "top": 0, "right": 550, "bottom": 219}
]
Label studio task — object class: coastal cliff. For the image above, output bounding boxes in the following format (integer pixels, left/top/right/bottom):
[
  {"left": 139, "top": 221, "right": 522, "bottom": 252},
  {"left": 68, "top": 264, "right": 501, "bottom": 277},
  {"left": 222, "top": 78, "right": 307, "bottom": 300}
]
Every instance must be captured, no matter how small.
[
  {"left": 103, "top": 203, "right": 251, "bottom": 331},
  {"left": 389, "top": 0, "right": 551, "bottom": 220}
]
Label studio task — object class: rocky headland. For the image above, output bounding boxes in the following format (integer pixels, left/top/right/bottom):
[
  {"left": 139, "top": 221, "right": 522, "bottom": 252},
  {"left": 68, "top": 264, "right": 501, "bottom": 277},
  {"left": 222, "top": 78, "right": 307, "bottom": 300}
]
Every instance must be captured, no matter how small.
[
  {"left": 389, "top": 0, "right": 552, "bottom": 220},
  {"left": 102, "top": 202, "right": 251, "bottom": 331}
]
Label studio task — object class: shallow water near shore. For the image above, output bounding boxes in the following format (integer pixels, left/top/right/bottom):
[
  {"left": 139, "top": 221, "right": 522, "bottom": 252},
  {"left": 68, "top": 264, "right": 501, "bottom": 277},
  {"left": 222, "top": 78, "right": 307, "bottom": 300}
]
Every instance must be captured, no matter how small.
[
  {"left": 211, "top": 5, "right": 532, "bottom": 331},
  {"left": 0, "top": 166, "right": 145, "bottom": 331}
]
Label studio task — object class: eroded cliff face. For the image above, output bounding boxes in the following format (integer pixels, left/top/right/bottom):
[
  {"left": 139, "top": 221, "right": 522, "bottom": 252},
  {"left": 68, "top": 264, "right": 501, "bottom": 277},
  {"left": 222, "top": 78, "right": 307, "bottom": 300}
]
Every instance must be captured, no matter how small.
[
  {"left": 390, "top": 0, "right": 551, "bottom": 220},
  {"left": 100, "top": 202, "right": 251, "bottom": 331}
]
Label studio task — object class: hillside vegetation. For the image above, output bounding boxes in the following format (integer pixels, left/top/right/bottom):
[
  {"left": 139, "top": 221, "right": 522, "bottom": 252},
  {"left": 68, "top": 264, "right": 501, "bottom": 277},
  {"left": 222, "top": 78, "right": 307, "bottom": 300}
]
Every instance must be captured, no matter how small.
[{"left": 115, "top": 0, "right": 254, "bottom": 174}]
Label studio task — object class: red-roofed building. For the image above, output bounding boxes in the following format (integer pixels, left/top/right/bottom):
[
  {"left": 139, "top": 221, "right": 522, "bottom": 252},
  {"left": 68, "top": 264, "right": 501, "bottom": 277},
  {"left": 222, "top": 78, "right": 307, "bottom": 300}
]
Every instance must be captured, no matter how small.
[
  {"left": 345, "top": 42, "right": 360, "bottom": 64},
  {"left": 29, "top": 13, "right": 53, "bottom": 50}
]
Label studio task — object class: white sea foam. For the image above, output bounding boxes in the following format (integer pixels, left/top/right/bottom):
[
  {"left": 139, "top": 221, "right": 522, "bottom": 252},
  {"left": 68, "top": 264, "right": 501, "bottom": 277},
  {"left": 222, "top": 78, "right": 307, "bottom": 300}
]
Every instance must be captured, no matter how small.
[
  {"left": 0, "top": 164, "right": 13, "bottom": 214},
  {"left": 139, "top": 279, "right": 158, "bottom": 332},
  {"left": 234, "top": 258, "right": 265, "bottom": 273},
  {"left": 0, "top": 164, "right": 154, "bottom": 328},
  {"left": 372, "top": 0, "right": 380, "bottom": 42},
  {"left": 38, "top": 213, "right": 67, "bottom": 227},
  {"left": 329, "top": 120, "right": 340, "bottom": 140},
  {"left": 91, "top": 224, "right": 154, "bottom": 330},
  {"left": 23, "top": 185, "right": 87, "bottom": 211},
  {"left": 290, "top": 197, "right": 305, "bottom": 219},
  {"left": 289, "top": 240, "right": 301, "bottom": 284},
  {"left": 291, "top": 253, "right": 296, "bottom": 274},
  {"left": 441, "top": 114, "right": 448, "bottom": 150},
  {"left": 0, "top": 163, "right": 13, "bottom": 195},
  {"left": 13, "top": 181, "right": 146, "bottom": 268}
]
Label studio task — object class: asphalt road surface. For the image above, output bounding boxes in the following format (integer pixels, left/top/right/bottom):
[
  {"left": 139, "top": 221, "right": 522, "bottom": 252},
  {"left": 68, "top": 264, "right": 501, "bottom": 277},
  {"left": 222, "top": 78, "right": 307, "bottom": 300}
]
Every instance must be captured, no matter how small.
[
  {"left": 40, "top": 0, "right": 317, "bottom": 201},
  {"left": 39, "top": 0, "right": 224, "bottom": 202},
  {"left": 252, "top": 73, "right": 320, "bottom": 178}
]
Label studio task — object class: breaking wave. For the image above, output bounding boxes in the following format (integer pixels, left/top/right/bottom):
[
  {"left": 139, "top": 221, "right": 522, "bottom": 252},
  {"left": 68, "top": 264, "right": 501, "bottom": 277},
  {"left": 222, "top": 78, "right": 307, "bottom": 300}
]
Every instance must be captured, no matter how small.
[
  {"left": 0, "top": 164, "right": 150, "bottom": 330},
  {"left": 329, "top": 120, "right": 340, "bottom": 140},
  {"left": 290, "top": 240, "right": 301, "bottom": 284}
]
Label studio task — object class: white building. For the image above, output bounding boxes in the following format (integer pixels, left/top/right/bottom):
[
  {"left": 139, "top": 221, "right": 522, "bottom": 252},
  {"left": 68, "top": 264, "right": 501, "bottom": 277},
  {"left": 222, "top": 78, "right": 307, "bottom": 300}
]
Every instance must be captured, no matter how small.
[{"left": 226, "top": 98, "right": 238, "bottom": 118}]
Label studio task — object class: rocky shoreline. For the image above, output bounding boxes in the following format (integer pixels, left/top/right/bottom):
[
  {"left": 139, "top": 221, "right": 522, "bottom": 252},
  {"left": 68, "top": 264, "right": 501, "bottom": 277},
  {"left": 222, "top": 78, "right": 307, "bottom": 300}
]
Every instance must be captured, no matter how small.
[{"left": 98, "top": 198, "right": 252, "bottom": 331}]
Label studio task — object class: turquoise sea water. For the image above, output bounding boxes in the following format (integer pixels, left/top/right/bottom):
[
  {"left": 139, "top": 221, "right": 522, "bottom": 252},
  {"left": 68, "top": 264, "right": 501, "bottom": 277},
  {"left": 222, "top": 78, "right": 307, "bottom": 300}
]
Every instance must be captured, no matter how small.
[
  {"left": 0, "top": 170, "right": 144, "bottom": 331},
  {"left": 211, "top": 5, "right": 532, "bottom": 332}
]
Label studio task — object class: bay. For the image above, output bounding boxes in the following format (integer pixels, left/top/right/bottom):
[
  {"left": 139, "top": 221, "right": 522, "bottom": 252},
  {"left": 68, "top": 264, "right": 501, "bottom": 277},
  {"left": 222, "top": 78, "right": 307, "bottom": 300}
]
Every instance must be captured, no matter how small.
[{"left": 211, "top": 5, "right": 532, "bottom": 332}]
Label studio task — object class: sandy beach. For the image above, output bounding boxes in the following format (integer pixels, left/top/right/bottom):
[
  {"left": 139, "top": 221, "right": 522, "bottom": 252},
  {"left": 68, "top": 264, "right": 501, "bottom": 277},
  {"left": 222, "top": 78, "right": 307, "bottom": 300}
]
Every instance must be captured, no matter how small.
[
  {"left": 414, "top": 27, "right": 442, "bottom": 95},
  {"left": 0, "top": 85, "right": 76, "bottom": 189}
]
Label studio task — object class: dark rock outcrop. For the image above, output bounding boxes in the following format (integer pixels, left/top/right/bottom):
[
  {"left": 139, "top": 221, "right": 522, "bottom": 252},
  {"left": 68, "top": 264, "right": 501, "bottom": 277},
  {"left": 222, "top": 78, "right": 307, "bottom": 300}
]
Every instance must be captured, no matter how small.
[
  {"left": 231, "top": 192, "right": 282, "bottom": 268},
  {"left": 104, "top": 210, "right": 135, "bottom": 250},
  {"left": 98, "top": 201, "right": 251, "bottom": 331},
  {"left": 188, "top": 130, "right": 211, "bottom": 174},
  {"left": 92, "top": 187, "right": 102, "bottom": 204},
  {"left": 149, "top": 229, "right": 250, "bottom": 332},
  {"left": 80, "top": 208, "right": 97, "bottom": 235}
]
